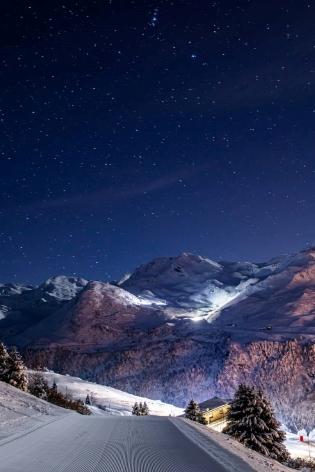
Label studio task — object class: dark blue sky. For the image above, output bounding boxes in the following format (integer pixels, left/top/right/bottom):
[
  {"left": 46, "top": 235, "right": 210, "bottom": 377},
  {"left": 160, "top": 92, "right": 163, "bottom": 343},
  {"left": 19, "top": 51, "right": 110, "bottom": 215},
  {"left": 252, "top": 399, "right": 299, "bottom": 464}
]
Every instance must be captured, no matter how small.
[{"left": 1, "top": 0, "right": 315, "bottom": 283}]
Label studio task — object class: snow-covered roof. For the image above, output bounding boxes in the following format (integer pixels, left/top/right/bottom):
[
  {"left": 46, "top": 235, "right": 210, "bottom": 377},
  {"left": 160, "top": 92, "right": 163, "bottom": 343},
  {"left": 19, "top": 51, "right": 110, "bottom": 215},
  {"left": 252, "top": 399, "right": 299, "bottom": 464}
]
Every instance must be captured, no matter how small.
[{"left": 199, "top": 397, "right": 229, "bottom": 411}]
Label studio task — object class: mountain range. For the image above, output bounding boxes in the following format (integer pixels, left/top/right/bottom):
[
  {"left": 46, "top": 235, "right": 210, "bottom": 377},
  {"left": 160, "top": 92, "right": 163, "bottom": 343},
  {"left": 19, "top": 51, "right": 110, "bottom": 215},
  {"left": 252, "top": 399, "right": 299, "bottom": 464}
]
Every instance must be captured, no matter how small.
[{"left": 1, "top": 248, "right": 315, "bottom": 426}]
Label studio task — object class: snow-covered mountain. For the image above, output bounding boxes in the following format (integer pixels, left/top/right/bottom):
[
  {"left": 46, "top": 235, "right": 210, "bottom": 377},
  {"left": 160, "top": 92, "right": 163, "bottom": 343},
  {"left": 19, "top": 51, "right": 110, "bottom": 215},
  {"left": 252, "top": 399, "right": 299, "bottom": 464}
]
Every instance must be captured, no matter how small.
[
  {"left": 121, "top": 249, "right": 315, "bottom": 338},
  {"left": 0, "top": 276, "right": 88, "bottom": 338},
  {"left": 11, "top": 281, "right": 165, "bottom": 349},
  {"left": 1, "top": 248, "right": 315, "bottom": 421},
  {"left": 120, "top": 252, "right": 266, "bottom": 320}
]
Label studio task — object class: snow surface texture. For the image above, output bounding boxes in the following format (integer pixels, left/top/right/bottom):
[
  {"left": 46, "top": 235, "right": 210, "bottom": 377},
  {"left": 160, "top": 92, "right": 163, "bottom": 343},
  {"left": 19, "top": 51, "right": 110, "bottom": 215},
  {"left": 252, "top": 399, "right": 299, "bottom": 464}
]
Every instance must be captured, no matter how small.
[
  {"left": 0, "top": 414, "right": 266, "bottom": 472},
  {"left": 38, "top": 370, "right": 184, "bottom": 417},
  {"left": 0, "top": 380, "right": 68, "bottom": 442}
]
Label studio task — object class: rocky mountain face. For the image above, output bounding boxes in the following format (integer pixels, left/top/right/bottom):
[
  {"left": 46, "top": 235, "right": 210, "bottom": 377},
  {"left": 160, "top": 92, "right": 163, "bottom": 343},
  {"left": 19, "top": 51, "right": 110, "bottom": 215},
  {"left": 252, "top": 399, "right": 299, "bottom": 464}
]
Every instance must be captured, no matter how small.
[{"left": 1, "top": 249, "right": 315, "bottom": 425}]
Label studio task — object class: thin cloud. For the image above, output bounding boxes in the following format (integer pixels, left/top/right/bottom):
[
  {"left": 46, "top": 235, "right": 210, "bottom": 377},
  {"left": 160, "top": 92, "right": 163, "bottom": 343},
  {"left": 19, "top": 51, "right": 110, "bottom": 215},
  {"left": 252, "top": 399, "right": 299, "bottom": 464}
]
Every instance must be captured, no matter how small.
[{"left": 24, "top": 165, "right": 205, "bottom": 212}]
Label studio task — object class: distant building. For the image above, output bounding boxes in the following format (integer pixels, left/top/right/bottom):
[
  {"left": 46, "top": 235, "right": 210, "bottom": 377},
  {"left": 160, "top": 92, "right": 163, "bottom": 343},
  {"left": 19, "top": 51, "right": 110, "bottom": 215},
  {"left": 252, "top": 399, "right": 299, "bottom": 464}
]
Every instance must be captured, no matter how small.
[{"left": 199, "top": 397, "right": 230, "bottom": 430}]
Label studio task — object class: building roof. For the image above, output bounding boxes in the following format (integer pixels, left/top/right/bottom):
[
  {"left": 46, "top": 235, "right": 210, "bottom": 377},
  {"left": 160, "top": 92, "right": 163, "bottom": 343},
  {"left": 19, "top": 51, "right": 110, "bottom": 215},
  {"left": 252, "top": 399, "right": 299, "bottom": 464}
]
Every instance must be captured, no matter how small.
[{"left": 199, "top": 397, "right": 229, "bottom": 411}]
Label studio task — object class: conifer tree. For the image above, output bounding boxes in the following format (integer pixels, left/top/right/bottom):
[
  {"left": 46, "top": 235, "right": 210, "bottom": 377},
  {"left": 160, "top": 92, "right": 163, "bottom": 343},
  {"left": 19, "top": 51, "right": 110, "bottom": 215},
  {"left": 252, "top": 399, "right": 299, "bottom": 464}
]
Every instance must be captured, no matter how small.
[
  {"left": 29, "top": 372, "right": 48, "bottom": 399},
  {"left": 139, "top": 402, "right": 143, "bottom": 415},
  {"left": 184, "top": 399, "right": 201, "bottom": 422},
  {"left": 197, "top": 412, "right": 208, "bottom": 425},
  {"left": 7, "top": 347, "right": 28, "bottom": 391},
  {"left": 223, "top": 384, "right": 289, "bottom": 463},
  {"left": 141, "top": 402, "right": 149, "bottom": 416},
  {"left": 132, "top": 402, "right": 140, "bottom": 415},
  {"left": 0, "top": 342, "right": 10, "bottom": 383},
  {"left": 85, "top": 394, "right": 91, "bottom": 405}
]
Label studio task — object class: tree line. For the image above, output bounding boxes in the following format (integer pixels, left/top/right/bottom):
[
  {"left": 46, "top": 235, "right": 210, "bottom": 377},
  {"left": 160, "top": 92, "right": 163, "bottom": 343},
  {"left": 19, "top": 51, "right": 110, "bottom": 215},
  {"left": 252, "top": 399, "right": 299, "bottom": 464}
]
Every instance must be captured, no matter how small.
[{"left": 29, "top": 372, "right": 90, "bottom": 415}]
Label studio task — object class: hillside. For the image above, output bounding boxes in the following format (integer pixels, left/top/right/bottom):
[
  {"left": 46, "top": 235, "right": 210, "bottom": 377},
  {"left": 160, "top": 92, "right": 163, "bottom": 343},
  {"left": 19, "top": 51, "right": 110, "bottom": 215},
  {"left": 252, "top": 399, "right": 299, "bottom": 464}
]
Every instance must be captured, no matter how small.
[
  {"left": 0, "top": 380, "right": 69, "bottom": 442},
  {"left": 35, "top": 370, "right": 183, "bottom": 416},
  {"left": 0, "top": 248, "right": 315, "bottom": 425}
]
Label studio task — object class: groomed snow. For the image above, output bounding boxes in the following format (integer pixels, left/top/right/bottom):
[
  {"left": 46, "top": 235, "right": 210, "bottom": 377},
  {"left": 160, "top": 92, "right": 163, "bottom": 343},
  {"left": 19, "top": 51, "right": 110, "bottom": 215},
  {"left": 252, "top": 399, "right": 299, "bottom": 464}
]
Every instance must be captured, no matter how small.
[
  {"left": 0, "top": 415, "right": 261, "bottom": 472},
  {"left": 0, "top": 379, "right": 298, "bottom": 471}
]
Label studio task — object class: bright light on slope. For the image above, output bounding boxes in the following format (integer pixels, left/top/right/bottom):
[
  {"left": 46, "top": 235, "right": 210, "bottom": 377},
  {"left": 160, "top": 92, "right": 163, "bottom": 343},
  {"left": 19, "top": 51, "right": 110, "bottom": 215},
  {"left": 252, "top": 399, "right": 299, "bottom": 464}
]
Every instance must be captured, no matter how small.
[
  {"left": 191, "top": 316, "right": 205, "bottom": 322},
  {"left": 138, "top": 296, "right": 167, "bottom": 306},
  {"left": 205, "top": 279, "right": 259, "bottom": 323}
]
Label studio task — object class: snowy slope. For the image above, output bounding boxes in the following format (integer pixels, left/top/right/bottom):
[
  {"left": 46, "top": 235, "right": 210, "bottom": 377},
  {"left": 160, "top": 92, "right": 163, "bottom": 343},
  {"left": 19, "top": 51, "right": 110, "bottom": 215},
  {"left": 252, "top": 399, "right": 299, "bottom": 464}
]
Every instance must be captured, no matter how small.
[
  {"left": 211, "top": 248, "right": 315, "bottom": 340},
  {"left": 0, "top": 415, "right": 262, "bottom": 472},
  {"left": 120, "top": 252, "right": 281, "bottom": 321},
  {"left": 120, "top": 248, "right": 315, "bottom": 336},
  {"left": 37, "top": 370, "right": 183, "bottom": 417},
  {"left": 0, "top": 380, "right": 69, "bottom": 442}
]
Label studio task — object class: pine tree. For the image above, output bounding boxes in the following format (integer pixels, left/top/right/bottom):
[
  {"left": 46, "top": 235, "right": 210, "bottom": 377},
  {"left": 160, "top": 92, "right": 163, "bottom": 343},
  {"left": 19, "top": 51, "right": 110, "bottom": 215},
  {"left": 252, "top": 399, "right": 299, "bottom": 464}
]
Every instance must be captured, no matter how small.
[
  {"left": 223, "top": 384, "right": 289, "bottom": 463},
  {"left": 6, "top": 347, "right": 28, "bottom": 391},
  {"left": 141, "top": 402, "right": 149, "bottom": 416},
  {"left": 132, "top": 402, "right": 140, "bottom": 416},
  {"left": 0, "top": 342, "right": 10, "bottom": 383},
  {"left": 29, "top": 372, "right": 48, "bottom": 399},
  {"left": 184, "top": 399, "right": 201, "bottom": 422},
  {"left": 197, "top": 412, "right": 208, "bottom": 425},
  {"left": 139, "top": 402, "right": 143, "bottom": 415},
  {"left": 85, "top": 394, "right": 91, "bottom": 405}
]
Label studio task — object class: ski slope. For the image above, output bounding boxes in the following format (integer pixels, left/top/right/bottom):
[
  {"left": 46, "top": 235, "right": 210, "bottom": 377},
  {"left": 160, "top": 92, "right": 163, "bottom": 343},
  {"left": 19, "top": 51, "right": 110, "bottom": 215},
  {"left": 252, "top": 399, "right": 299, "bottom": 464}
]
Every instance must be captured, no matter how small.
[
  {"left": 0, "top": 382, "right": 292, "bottom": 472},
  {"left": 0, "top": 415, "right": 259, "bottom": 472}
]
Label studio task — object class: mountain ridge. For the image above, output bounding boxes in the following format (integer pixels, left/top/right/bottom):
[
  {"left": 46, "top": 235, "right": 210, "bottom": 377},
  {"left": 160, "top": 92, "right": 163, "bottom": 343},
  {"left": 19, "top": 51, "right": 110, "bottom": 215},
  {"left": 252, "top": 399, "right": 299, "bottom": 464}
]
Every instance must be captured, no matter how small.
[{"left": 1, "top": 248, "right": 315, "bottom": 422}]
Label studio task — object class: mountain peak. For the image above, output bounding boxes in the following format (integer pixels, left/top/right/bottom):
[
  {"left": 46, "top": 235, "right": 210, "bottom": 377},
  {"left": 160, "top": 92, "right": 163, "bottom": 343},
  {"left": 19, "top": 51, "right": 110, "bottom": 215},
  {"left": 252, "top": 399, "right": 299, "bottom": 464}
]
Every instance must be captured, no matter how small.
[{"left": 39, "top": 275, "right": 88, "bottom": 301}]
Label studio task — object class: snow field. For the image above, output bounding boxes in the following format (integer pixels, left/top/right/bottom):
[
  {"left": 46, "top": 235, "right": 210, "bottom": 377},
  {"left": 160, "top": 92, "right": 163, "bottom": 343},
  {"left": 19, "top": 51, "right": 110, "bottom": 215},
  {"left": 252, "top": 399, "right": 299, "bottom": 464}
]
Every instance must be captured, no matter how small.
[{"left": 36, "top": 370, "right": 184, "bottom": 417}]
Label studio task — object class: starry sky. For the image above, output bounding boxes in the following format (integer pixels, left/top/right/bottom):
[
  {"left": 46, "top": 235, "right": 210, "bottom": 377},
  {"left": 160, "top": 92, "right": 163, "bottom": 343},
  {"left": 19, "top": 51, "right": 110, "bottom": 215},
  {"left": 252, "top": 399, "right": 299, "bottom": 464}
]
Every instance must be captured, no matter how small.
[{"left": 1, "top": 0, "right": 315, "bottom": 284}]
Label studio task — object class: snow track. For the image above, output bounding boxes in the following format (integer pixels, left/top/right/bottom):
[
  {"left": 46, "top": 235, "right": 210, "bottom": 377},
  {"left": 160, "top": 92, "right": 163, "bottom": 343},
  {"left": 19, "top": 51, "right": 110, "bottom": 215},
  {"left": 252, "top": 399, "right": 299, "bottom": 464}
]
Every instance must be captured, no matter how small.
[{"left": 0, "top": 415, "right": 257, "bottom": 472}]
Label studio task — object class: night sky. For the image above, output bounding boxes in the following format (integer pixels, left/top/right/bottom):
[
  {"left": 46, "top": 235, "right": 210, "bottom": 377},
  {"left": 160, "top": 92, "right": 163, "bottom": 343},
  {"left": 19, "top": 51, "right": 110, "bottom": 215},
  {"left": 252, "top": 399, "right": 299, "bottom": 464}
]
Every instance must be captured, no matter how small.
[{"left": 1, "top": 1, "right": 315, "bottom": 284}]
